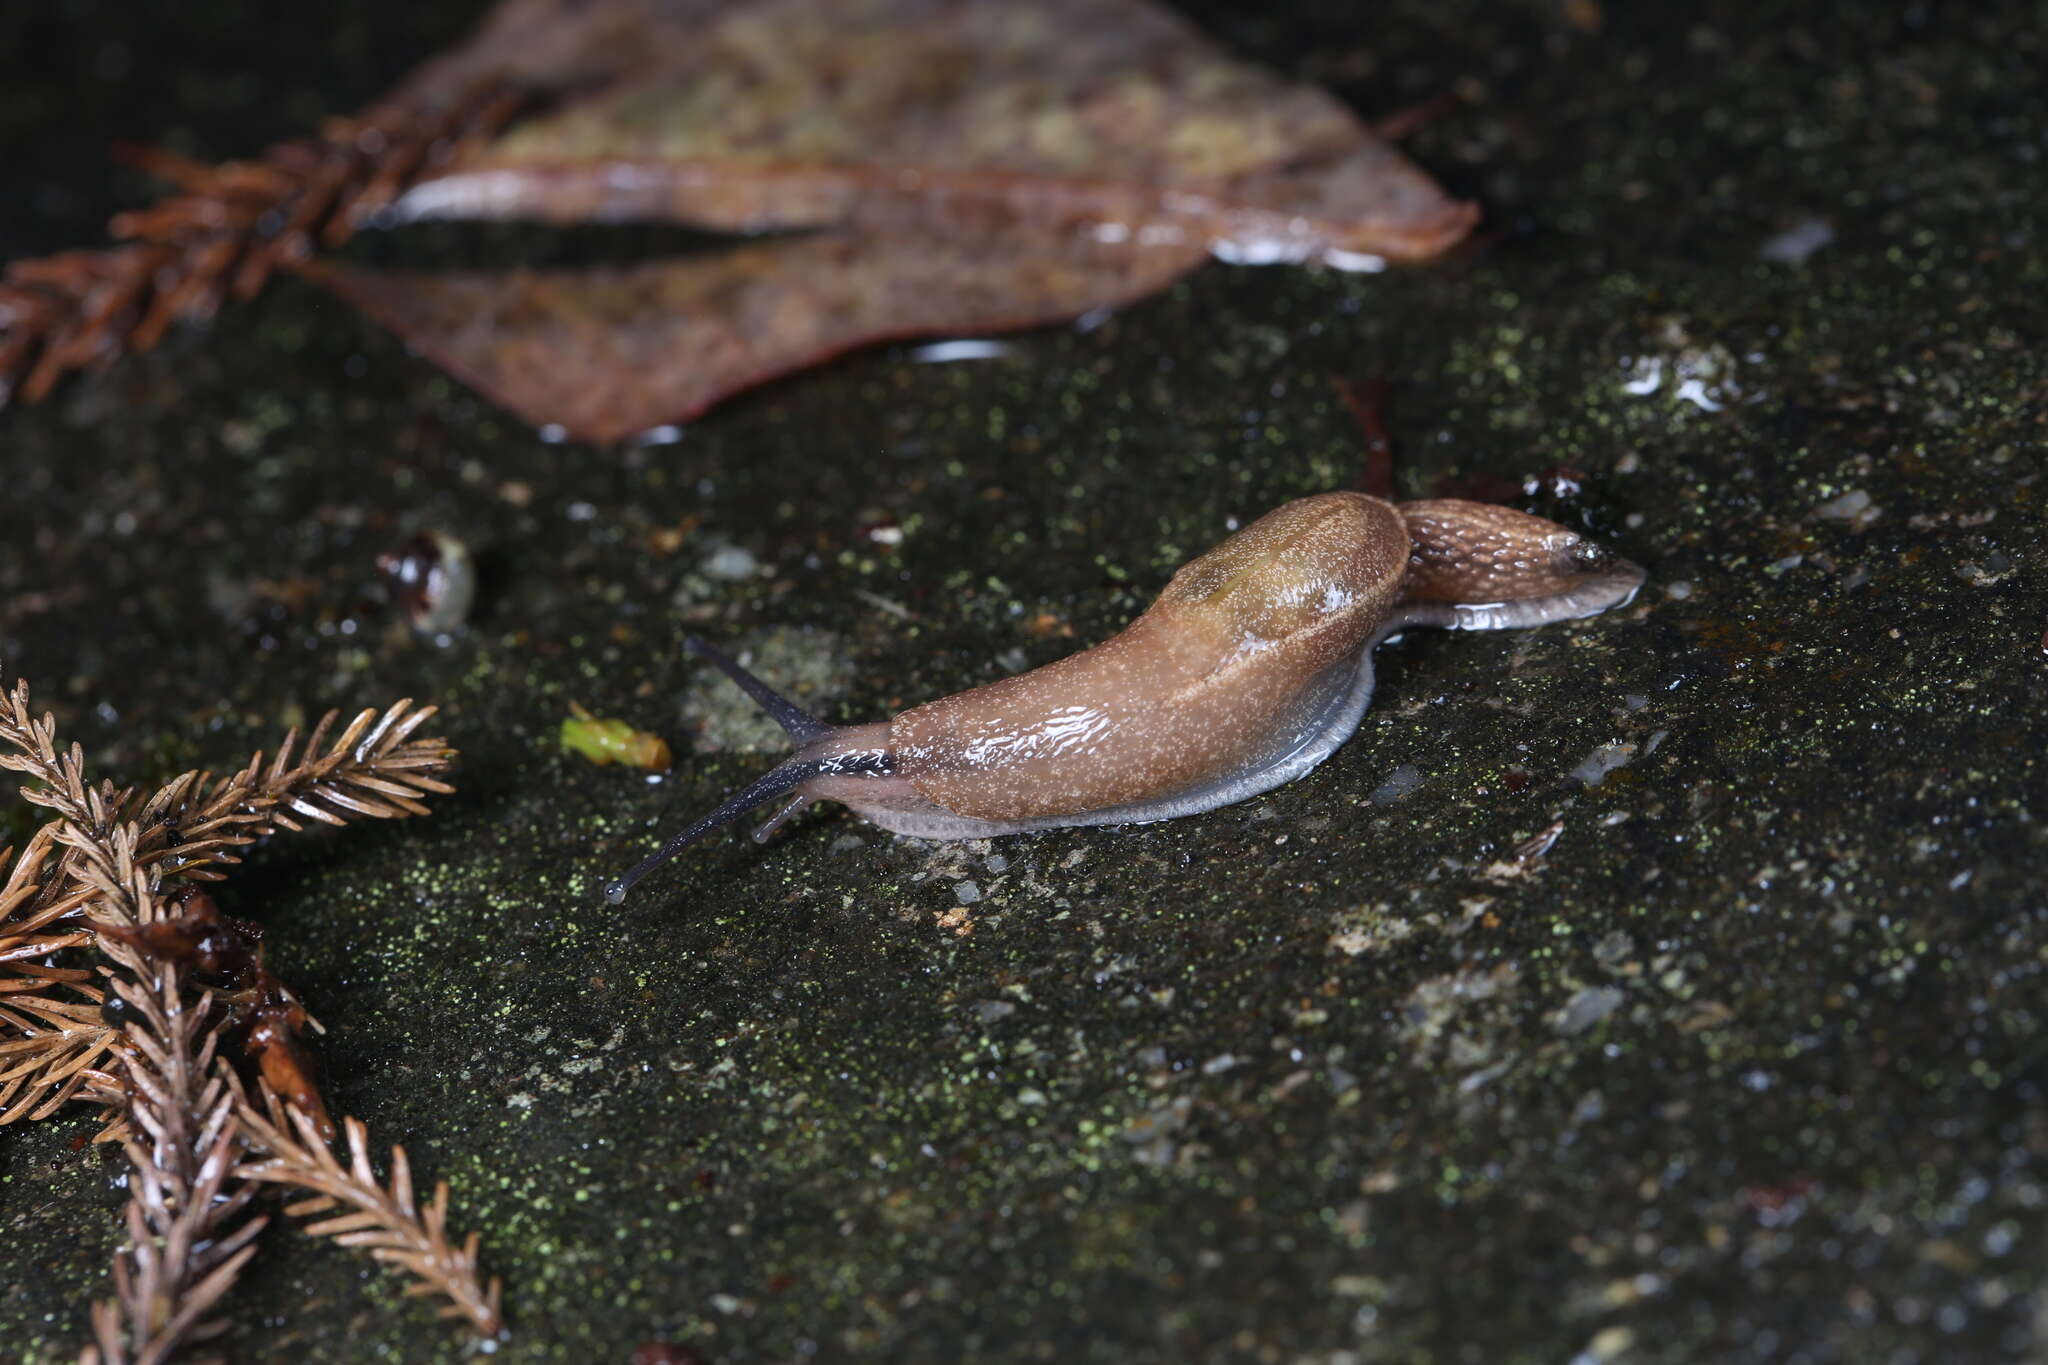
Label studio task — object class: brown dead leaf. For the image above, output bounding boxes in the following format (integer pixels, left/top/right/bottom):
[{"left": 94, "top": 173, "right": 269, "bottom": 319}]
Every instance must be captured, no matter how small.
[
  {"left": 330, "top": 0, "right": 1476, "bottom": 439},
  {"left": 2, "top": 0, "right": 1477, "bottom": 439},
  {"left": 305, "top": 230, "right": 1201, "bottom": 441},
  {"left": 386, "top": 0, "right": 1474, "bottom": 261}
]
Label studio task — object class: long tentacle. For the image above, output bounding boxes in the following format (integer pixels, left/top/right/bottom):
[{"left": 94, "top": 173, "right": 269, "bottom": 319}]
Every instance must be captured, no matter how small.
[
  {"left": 684, "top": 637, "right": 830, "bottom": 744},
  {"left": 752, "top": 791, "right": 815, "bottom": 843},
  {"left": 604, "top": 758, "right": 819, "bottom": 903}
]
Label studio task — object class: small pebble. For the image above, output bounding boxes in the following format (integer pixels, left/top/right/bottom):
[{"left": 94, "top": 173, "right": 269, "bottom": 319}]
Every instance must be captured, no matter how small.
[
  {"left": 376, "top": 530, "right": 475, "bottom": 635},
  {"left": 1370, "top": 764, "right": 1424, "bottom": 804},
  {"left": 702, "top": 545, "right": 759, "bottom": 580},
  {"left": 1571, "top": 743, "right": 1638, "bottom": 786},
  {"left": 1554, "top": 986, "right": 1625, "bottom": 1036},
  {"left": 1812, "top": 489, "right": 1881, "bottom": 531},
  {"left": 1758, "top": 217, "right": 1835, "bottom": 265}
]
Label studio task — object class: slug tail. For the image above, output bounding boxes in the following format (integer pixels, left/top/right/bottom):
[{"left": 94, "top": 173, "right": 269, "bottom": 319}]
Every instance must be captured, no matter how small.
[
  {"left": 685, "top": 636, "right": 831, "bottom": 743},
  {"left": 604, "top": 757, "right": 820, "bottom": 903}
]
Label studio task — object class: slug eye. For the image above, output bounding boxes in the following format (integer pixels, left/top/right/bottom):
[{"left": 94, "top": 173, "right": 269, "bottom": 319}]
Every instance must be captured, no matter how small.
[{"left": 1562, "top": 538, "right": 1615, "bottom": 574}]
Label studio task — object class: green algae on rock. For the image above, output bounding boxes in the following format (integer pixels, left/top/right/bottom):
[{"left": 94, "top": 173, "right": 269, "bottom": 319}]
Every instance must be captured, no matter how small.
[{"left": 5, "top": 0, "right": 2048, "bottom": 1361}]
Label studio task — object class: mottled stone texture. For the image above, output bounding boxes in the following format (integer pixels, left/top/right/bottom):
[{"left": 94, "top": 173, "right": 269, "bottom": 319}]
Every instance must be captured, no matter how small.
[{"left": 1, "top": 1, "right": 2044, "bottom": 1362}]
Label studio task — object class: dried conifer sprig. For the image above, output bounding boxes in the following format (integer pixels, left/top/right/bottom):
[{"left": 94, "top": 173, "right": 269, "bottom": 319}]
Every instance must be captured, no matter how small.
[
  {"left": 1, "top": 662, "right": 481, "bottom": 1352},
  {"left": 1, "top": 716, "right": 123, "bottom": 1124},
  {"left": 1, "top": 823, "right": 96, "bottom": 959},
  {"left": 80, "top": 953, "right": 267, "bottom": 1365},
  {"left": 0, "top": 77, "right": 524, "bottom": 409},
  {"left": 0, "top": 958, "right": 114, "bottom": 1123},
  {"left": 236, "top": 1087, "right": 505, "bottom": 1337},
  {"left": 124, "top": 697, "right": 460, "bottom": 881},
  {"left": 1, "top": 681, "right": 454, "bottom": 1128},
  {"left": 0, "top": 676, "right": 135, "bottom": 841},
  {"left": 4, "top": 675, "right": 458, "bottom": 888},
  {"left": 0, "top": 826, "right": 130, "bottom": 1135}
]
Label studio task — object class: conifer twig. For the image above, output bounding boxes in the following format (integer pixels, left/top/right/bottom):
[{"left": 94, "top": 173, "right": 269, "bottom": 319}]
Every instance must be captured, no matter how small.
[
  {"left": 0, "top": 822, "right": 113, "bottom": 1122},
  {"left": 0, "top": 676, "right": 134, "bottom": 844},
  {"left": 119, "top": 697, "right": 458, "bottom": 887},
  {"left": 2, "top": 660, "right": 479, "bottom": 1350},
  {"left": 4, "top": 675, "right": 456, "bottom": 895},
  {"left": 0, "top": 78, "right": 524, "bottom": 409},
  {"left": 236, "top": 1086, "right": 505, "bottom": 1337},
  {"left": 2, "top": 678, "right": 456, "bottom": 1133},
  {"left": 75, "top": 938, "right": 266, "bottom": 1365}
]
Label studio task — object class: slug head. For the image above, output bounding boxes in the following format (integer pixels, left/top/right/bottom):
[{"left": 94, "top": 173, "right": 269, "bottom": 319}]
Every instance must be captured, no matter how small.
[
  {"left": 602, "top": 638, "right": 882, "bottom": 904},
  {"left": 1396, "top": 499, "right": 1645, "bottom": 631}
]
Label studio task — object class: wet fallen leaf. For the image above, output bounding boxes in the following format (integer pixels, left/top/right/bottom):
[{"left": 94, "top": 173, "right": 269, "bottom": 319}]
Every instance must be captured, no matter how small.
[
  {"left": 303, "top": 231, "right": 1198, "bottom": 441},
  {"left": 331, "top": 0, "right": 1477, "bottom": 438},
  {"left": 4, "top": 0, "right": 1477, "bottom": 440}
]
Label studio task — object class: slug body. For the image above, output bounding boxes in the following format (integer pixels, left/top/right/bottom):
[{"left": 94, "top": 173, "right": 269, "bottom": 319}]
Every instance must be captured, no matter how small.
[{"left": 605, "top": 493, "right": 1643, "bottom": 902}]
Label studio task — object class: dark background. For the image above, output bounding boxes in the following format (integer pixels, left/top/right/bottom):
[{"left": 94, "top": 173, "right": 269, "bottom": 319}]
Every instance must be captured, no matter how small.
[{"left": 3, "top": 1, "right": 2045, "bottom": 1361}]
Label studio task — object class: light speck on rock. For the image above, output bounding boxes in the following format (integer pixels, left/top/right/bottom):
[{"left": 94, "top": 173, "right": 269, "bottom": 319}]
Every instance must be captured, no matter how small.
[
  {"left": 1370, "top": 764, "right": 1424, "bottom": 804},
  {"left": 1121, "top": 1095, "right": 1191, "bottom": 1148},
  {"left": 1571, "top": 743, "right": 1638, "bottom": 786},
  {"left": 1812, "top": 489, "right": 1881, "bottom": 531},
  {"left": 1758, "top": 217, "right": 1835, "bottom": 264},
  {"left": 1955, "top": 552, "right": 2016, "bottom": 587},
  {"left": 1458, "top": 1058, "right": 1514, "bottom": 1093},
  {"left": 1619, "top": 317, "right": 1743, "bottom": 410},
  {"left": 1580, "top": 1324, "right": 1638, "bottom": 1363},
  {"left": 954, "top": 880, "right": 982, "bottom": 904},
  {"left": 1554, "top": 985, "right": 1625, "bottom": 1035},
  {"left": 702, "top": 544, "right": 759, "bottom": 579},
  {"left": 1593, "top": 932, "right": 1635, "bottom": 967}
]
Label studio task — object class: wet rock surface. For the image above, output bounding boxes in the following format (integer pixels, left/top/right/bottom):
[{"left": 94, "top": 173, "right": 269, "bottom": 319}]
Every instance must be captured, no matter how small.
[{"left": 2, "top": 1, "right": 2045, "bottom": 1361}]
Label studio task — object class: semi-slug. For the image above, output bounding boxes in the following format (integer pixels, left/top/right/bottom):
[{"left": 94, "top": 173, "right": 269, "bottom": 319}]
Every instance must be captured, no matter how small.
[{"left": 605, "top": 492, "right": 1643, "bottom": 902}]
